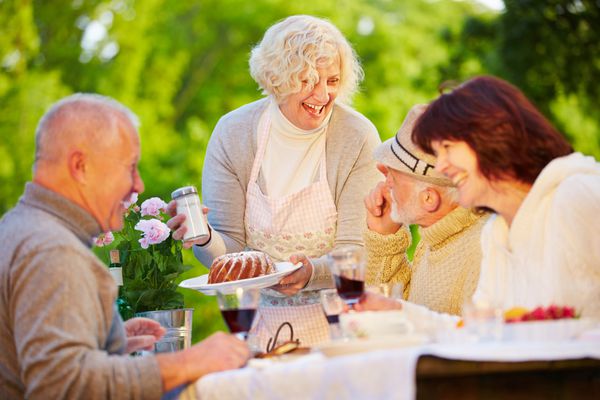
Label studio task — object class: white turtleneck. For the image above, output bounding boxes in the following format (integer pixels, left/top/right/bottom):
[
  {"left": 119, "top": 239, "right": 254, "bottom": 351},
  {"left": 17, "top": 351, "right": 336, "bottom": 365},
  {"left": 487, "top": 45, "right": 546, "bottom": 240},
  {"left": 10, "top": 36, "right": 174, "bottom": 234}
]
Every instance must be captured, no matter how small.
[{"left": 261, "top": 99, "right": 332, "bottom": 198}]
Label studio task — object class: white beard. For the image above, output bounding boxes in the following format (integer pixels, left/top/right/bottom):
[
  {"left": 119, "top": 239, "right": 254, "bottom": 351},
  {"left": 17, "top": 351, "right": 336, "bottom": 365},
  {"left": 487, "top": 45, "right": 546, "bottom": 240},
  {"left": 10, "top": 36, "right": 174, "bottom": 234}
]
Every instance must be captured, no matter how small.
[
  {"left": 390, "top": 191, "right": 406, "bottom": 224},
  {"left": 390, "top": 190, "right": 419, "bottom": 225}
]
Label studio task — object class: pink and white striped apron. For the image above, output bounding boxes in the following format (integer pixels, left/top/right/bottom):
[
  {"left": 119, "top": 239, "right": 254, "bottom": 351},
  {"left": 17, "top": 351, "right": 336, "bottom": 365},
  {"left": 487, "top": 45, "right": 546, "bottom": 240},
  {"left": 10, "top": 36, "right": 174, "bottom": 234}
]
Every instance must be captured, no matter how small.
[{"left": 245, "top": 109, "right": 337, "bottom": 350}]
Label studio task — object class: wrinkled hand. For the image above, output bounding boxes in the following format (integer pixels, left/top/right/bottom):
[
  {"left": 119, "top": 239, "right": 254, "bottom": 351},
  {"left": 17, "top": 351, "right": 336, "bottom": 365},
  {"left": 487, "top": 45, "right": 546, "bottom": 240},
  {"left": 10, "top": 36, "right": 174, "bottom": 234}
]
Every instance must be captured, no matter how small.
[
  {"left": 156, "top": 331, "right": 251, "bottom": 392},
  {"left": 165, "top": 200, "right": 210, "bottom": 248},
  {"left": 353, "top": 292, "right": 402, "bottom": 312},
  {"left": 270, "top": 254, "right": 313, "bottom": 296},
  {"left": 364, "top": 174, "right": 401, "bottom": 235},
  {"left": 182, "top": 332, "right": 250, "bottom": 377},
  {"left": 124, "top": 317, "right": 167, "bottom": 353}
]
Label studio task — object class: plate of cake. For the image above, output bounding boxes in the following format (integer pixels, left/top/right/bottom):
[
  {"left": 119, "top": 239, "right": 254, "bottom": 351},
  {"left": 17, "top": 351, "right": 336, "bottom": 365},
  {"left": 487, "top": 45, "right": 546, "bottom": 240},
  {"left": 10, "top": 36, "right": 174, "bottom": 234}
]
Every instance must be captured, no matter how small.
[{"left": 179, "top": 251, "right": 302, "bottom": 295}]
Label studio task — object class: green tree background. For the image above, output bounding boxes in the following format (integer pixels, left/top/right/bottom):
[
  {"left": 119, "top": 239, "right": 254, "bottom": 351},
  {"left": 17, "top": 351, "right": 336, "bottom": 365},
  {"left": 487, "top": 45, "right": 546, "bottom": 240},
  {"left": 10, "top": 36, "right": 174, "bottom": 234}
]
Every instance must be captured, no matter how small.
[{"left": 2, "top": 0, "right": 598, "bottom": 342}]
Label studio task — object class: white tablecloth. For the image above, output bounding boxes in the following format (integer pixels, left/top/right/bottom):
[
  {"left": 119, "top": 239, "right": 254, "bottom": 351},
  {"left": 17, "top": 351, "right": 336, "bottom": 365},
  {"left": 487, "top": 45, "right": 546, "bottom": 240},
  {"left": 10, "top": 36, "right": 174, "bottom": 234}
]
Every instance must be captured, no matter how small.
[{"left": 189, "top": 339, "right": 600, "bottom": 400}]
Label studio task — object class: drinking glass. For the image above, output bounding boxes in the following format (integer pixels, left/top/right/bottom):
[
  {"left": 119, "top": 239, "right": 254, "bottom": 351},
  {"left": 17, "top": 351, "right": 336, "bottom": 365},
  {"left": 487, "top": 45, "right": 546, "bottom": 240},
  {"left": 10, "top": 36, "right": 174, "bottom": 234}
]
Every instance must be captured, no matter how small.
[
  {"left": 319, "top": 288, "right": 345, "bottom": 340},
  {"left": 216, "top": 287, "right": 261, "bottom": 340},
  {"left": 328, "top": 247, "right": 366, "bottom": 306},
  {"left": 462, "top": 299, "right": 503, "bottom": 342}
]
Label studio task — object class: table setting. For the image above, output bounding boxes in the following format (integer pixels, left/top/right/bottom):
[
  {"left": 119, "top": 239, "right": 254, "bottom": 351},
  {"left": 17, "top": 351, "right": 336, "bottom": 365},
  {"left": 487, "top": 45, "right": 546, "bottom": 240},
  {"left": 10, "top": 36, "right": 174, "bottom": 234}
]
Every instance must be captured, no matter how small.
[
  {"left": 175, "top": 247, "right": 600, "bottom": 400},
  {"left": 186, "top": 316, "right": 600, "bottom": 400}
]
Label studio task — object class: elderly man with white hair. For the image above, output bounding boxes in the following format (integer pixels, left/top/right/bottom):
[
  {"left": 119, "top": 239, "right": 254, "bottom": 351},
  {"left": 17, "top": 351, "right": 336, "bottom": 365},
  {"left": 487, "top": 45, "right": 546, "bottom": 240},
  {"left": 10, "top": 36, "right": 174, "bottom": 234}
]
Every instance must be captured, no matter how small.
[
  {"left": 0, "top": 94, "right": 249, "bottom": 399},
  {"left": 360, "top": 105, "right": 489, "bottom": 316}
]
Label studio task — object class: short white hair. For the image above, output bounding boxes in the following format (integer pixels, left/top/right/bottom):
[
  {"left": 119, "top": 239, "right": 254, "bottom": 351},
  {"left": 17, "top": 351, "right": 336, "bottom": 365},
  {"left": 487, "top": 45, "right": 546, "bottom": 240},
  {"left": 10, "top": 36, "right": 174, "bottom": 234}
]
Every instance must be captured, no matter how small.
[
  {"left": 249, "top": 15, "right": 363, "bottom": 104},
  {"left": 34, "top": 93, "right": 139, "bottom": 169}
]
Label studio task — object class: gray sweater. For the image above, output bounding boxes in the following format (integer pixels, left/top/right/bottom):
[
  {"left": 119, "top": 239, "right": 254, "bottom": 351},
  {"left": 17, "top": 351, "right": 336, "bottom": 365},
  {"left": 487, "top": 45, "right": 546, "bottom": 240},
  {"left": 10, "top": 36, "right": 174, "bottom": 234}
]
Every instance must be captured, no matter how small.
[
  {"left": 0, "top": 183, "right": 161, "bottom": 400},
  {"left": 195, "top": 98, "right": 382, "bottom": 284}
]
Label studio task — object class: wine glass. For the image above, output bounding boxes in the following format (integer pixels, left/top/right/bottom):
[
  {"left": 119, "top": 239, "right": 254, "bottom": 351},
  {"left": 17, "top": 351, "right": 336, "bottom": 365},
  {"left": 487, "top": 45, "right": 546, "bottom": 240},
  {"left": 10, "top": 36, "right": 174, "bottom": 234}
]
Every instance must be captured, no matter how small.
[
  {"left": 216, "top": 287, "right": 261, "bottom": 340},
  {"left": 319, "top": 288, "right": 345, "bottom": 340},
  {"left": 328, "top": 247, "right": 366, "bottom": 306}
]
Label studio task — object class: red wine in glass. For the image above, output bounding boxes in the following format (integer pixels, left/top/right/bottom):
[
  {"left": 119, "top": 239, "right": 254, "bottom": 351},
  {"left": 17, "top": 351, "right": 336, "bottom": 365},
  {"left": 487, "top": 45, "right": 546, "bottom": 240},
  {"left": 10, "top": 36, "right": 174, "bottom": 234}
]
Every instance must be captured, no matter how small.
[
  {"left": 334, "top": 274, "right": 364, "bottom": 305},
  {"left": 326, "top": 314, "right": 340, "bottom": 324},
  {"left": 221, "top": 308, "right": 256, "bottom": 335}
]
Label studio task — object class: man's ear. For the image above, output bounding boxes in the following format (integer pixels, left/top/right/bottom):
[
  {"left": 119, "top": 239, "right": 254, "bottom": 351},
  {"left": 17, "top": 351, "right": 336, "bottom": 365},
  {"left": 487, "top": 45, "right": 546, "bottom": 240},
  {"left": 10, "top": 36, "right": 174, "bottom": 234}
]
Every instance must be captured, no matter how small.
[
  {"left": 420, "top": 187, "right": 441, "bottom": 212},
  {"left": 376, "top": 163, "right": 389, "bottom": 177},
  {"left": 68, "top": 150, "right": 87, "bottom": 184}
]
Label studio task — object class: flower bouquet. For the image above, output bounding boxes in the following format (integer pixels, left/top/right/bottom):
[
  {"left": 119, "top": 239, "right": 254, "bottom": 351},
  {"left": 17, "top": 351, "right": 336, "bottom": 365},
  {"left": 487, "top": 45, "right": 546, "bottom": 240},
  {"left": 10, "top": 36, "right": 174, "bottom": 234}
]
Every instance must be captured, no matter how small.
[{"left": 95, "top": 194, "right": 190, "bottom": 317}]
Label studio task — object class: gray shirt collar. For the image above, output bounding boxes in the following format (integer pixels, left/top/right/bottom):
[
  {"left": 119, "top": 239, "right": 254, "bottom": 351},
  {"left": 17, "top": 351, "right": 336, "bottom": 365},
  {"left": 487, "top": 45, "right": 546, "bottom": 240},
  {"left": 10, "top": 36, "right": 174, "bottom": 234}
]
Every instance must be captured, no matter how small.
[{"left": 20, "top": 182, "right": 103, "bottom": 247}]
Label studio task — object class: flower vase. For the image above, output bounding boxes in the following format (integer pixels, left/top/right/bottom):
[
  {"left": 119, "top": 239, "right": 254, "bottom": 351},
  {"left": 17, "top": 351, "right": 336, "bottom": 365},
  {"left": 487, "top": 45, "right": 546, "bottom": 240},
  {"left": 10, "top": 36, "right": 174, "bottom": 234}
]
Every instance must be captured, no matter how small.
[{"left": 136, "top": 308, "right": 194, "bottom": 353}]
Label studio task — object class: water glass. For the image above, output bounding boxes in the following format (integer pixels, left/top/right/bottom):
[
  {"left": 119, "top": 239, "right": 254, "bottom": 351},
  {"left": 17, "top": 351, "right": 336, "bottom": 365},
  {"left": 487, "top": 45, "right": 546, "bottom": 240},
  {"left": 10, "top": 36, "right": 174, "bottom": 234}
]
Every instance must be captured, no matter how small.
[
  {"left": 319, "top": 289, "right": 345, "bottom": 340},
  {"left": 462, "top": 299, "right": 503, "bottom": 342}
]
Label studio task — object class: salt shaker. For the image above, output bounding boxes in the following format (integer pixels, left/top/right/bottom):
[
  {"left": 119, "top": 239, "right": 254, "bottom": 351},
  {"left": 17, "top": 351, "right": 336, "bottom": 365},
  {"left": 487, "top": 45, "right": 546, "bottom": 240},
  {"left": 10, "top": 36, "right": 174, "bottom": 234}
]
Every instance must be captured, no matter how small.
[{"left": 171, "top": 186, "right": 210, "bottom": 242}]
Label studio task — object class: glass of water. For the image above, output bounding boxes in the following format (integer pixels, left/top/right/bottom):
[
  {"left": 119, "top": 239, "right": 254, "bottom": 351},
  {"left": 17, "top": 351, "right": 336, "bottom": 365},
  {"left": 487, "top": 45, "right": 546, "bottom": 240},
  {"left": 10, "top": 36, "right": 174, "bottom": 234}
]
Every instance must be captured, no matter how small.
[{"left": 319, "top": 288, "right": 345, "bottom": 340}]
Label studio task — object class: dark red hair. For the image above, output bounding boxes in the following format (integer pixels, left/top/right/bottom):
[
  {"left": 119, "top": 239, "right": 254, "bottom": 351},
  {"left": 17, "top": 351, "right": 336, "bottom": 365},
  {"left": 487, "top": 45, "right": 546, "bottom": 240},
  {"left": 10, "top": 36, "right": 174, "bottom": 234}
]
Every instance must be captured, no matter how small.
[{"left": 412, "top": 76, "right": 573, "bottom": 184}]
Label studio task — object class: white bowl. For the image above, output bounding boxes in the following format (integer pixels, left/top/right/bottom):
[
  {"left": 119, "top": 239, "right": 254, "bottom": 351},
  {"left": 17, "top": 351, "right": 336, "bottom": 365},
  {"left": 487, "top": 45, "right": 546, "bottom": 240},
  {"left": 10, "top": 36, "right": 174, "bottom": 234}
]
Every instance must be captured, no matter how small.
[{"left": 502, "top": 318, "right": 596, "bottom": 342}]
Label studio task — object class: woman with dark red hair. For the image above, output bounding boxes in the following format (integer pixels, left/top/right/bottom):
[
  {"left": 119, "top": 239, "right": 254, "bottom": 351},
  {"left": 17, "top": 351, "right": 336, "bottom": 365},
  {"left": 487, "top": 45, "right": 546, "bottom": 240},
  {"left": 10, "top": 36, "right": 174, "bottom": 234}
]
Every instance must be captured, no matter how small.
[{"left": 412, "top": 76, "right": 600, "bottom": 318}]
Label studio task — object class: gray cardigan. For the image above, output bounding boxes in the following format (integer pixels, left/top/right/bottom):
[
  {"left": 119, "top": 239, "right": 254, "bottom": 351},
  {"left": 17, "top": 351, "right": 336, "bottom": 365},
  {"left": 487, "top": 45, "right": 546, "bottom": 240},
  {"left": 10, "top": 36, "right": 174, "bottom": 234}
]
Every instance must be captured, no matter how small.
[
  {"left": 195, "top": 98, "right": 381, "bottom": 285},
  {"left": 0, "top": 183, "right": 161, "bottom": 400}
]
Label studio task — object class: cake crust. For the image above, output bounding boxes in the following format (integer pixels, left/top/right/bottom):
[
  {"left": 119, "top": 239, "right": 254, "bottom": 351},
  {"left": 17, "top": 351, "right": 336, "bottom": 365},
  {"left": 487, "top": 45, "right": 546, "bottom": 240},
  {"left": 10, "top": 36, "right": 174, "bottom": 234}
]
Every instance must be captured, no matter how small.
[{"left": 208, "top": 251, "right": 275, "bottom": 284}]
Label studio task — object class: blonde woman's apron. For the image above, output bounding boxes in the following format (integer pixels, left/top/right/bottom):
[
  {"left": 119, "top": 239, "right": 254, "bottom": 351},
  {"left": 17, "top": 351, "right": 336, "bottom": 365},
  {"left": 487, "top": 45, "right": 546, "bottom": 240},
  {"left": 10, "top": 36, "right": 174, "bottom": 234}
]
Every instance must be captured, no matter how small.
[{"left": 245, "top": 110, "right": 337, "bottom": 350}]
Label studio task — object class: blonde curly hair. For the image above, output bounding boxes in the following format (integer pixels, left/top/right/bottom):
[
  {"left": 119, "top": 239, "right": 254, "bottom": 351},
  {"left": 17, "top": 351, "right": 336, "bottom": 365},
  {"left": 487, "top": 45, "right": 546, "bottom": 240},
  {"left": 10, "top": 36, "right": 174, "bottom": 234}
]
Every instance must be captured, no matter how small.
[{"left": 249, "top": 15, "right": 363, "bottom": 104}]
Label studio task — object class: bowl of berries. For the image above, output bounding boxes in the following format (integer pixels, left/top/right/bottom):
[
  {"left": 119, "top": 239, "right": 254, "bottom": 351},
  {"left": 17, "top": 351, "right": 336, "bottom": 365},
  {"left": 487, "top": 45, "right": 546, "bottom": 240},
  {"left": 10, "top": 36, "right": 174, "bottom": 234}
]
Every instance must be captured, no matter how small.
[{"left": 502, "top": 305, "right": 593, "bottom": 342}]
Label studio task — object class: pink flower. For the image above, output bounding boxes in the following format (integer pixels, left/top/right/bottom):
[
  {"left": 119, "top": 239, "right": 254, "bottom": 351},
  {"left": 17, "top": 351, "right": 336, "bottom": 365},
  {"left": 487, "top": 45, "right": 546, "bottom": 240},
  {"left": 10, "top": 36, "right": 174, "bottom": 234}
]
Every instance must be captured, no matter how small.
[
  {"left": 122, "top": 193, "right": 139, "bottom": 209},
  {"left": 94, "top": 231, "right": 114, "bottom": 247},
  {"left": 140, "top": 197, "right": 168, "bottom": 217},
  {"left": 135, "top": 219, "right": 170, "bottom": 249}
]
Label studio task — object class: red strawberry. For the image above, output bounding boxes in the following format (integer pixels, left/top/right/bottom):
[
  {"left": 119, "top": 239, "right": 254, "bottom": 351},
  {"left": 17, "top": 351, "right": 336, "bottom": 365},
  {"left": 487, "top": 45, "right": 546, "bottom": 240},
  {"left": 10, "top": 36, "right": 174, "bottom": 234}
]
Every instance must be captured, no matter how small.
[
  {"left": 529, "top": 306, "right": 548, "bottom": 321},
  {"left": 547, "top": 304, "right": 563, "bottom": 319},
  {"left": 563, "top": 306, "right": 576, "bottom": 319}
]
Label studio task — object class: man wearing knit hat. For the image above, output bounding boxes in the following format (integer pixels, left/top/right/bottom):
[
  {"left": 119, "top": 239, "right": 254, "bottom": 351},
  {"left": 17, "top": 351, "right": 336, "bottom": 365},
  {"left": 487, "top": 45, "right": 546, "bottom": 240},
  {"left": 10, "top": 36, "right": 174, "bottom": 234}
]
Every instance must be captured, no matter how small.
[{"left": 358, "top": 104, "right": 488, "bottom": 316}]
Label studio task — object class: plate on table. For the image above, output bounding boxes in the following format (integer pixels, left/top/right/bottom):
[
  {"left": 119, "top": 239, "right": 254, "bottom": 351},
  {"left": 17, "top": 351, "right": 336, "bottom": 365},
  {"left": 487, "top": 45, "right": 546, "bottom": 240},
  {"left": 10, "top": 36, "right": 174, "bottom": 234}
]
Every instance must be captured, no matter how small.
[
  {"left": 502, "top": 318, "right": 596, "bottom": 342},
  {"left": 179, "top": 262, "right": 302, "bottom": 295},
  {"left": 315, "top": 334, "right": 428, "bottom": 357}
]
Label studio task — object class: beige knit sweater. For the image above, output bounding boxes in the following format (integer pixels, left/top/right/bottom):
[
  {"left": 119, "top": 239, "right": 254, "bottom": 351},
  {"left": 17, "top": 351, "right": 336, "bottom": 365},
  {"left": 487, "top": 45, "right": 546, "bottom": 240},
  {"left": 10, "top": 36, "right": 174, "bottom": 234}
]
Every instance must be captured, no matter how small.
[{"left": 365, "top": 207, "right": 488, "bottom": 316}]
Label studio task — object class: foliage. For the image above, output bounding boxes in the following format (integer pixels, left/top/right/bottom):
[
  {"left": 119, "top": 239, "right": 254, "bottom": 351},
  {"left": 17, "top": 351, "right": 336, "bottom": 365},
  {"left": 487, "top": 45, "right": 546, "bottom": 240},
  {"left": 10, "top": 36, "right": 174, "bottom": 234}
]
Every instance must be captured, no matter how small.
[
  {"left": 498, "top": 1, "right": 600, "bottom": 112},
  {"left": 442, "top": 0, "right": 600, "bottom": 158},
  {"left": 95, "top": 196, "right": 190, "bottom": 314}
]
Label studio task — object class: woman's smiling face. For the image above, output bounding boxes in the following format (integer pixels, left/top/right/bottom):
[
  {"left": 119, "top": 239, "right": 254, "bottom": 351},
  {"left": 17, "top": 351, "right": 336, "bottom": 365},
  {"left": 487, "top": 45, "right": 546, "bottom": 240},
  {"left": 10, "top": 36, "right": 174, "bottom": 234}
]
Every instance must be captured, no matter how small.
[
  {"left": 431, "top": 139, "right": 491, "bottom": 209},
  {"left": 278, "top": 60, "right": 340, "bottom": 130}
]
